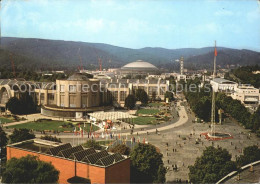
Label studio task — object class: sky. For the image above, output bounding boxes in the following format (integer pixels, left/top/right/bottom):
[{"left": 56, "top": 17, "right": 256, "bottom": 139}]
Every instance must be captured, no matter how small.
[{"left": 1, "top": 0, "right": 260, "bottom": 51}]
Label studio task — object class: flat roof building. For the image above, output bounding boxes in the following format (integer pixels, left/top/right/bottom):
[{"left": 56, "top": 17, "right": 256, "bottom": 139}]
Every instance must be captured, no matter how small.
[
  {"left": 7, "top": 139, "right": 130, "bottom": 184},
  {"left": 210, "top": 78, "right": 237, "bottom": 93},
  {"left": 231, "top": 85, "right": 260, "bottom": 111}
]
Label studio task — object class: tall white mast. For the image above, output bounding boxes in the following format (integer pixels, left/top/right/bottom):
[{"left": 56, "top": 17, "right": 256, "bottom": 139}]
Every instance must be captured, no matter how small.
[
  {"left": 180, "top": 56, "right": 184, "bottom": 75},
  {"left": 211, "top": 41, "right": 217, "bottom": 136}
]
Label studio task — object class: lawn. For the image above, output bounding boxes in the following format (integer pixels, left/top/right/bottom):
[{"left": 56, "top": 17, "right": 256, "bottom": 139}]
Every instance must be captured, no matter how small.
[
  {"left": 136, "top": 108, "right": 160, "bottom": 115},
  {"left": 7, "top": 120, "right": 99, "bottom": 132},
  {"left": 0, "top": 117, "right": 14, "bottom": 124},
  {"left": 132, "top": 116, "right": 157, "bottom": 125},
  {"left": 97, "top": 140, "right": 115, "bottom": 146}
]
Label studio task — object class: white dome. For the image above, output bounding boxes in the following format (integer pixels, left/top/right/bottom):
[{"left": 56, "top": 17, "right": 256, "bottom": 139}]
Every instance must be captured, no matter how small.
[{"left": 122, "top": 60, "right": 157, "bottom": 69}]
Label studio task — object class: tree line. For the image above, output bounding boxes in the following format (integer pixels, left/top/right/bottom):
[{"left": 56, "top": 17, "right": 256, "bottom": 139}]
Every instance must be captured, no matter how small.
[
  {"left": 189, "top": 145, "right": 260, "bottom": 183},
  {"left": 0, "top": 69, "right": 66, "bottom": 82},
  {"left": 124, "top": 88, "right": 174, "bottom": 109},
  {"left": 225, "top": 65, "right": 260, "bottom": 88}
]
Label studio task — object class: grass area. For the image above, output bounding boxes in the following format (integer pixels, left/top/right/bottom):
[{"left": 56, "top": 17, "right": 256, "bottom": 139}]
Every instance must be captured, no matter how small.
[
  {"left": 132, "top": 116, "right": 157, "bottom": 125},
  {"left": 7, "top": 120, "right": 99, "bottom": 132},
  {"left": 0, "top": 117, "right": 14, "bottom": 124},
  {"left": 148, "top": 102, "right": 163, "bottom": 107},
  {"left": 136, "top": 108, "right": 160, "bottom": 115},
  {"left": 97, "top": 140, "right": 115, "bottom": 146}
]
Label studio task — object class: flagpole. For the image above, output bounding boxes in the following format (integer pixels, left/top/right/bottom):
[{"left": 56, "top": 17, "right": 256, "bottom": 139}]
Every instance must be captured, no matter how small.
[{"left": 211, "top": 40, "right": 217, "bottom": 137}]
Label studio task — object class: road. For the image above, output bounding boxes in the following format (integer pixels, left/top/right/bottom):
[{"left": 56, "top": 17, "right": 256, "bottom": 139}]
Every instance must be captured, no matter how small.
[{"left": 3, "top": 101, "right": 189, "bottom": 139}]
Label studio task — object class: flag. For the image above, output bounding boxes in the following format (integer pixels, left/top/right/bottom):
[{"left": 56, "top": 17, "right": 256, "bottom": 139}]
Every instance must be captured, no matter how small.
[
  {"left": 78, "top": 124, "right": 81, "bottom": 135},
  {"left": 214, "top": 47, "right": 217, "bottom": 56},
  {"left": 74, "top": 127, "right": 77, "bottom": 136},
  {"left": 80, "top": 127, "right": 83, "bottom": 138},
  {"left": 143, "top": 138, "right": 145, "bottom": 144}
]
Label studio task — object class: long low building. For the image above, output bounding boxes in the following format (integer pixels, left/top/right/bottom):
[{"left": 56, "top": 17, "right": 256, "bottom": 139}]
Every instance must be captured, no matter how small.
[
  {"left": 101, "top": 78, "right": 169, "bottom": 106},
  {"left": 0, "top": 73, "right": 170, "bottom": 117},
  {"left": 7, "top": 139, "right": 130, "bottom": 184},
  {"left": 210, "top": 78, "right": 237, "bottom": 93}
]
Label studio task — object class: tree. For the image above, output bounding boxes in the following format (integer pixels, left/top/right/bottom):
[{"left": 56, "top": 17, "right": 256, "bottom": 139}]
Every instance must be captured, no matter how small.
[
  {"left": 237, "top": 145, "right": 260, "bottom": 167},
  {"left": 164, "top": 91, "right": 174, "bottom": 102},
  {"left": 9, "top": 128, "right": 35, "bottom": 144},
  {"left": 140, "top": 90, "right": 149, "bottom": 104},
  {"left": 19, "top": 92, "right": 37, "bottom": 114},
  {"left": 6, "top": 93, "right": 37, "bottom": 115},
  {"left": 40, "top": 135, "right": 61, "bottom": 143},
  {"left": 0, "top": 127, "right": 8, "bottom": 160},
  {"left": 109, "top": 144, "right": 130, "bottom": 156},
  {"left": 130, "top": 143, "right": 166, "bottom": 183},
  {"left": 82, "top": 140, "right": 102, "bottom": 150},
  {"left": 2, "top": 155, "right": 59, "bottom": 183},
  {"left": 188, "top": 146, "right": 237, "bottom": 183},
  {"left": 0, "top": 127, "right": 8, "bottom": 148},
  {"left": 6, "top": 97, "right": 22, "bottom": 115},
  {"left": 152, "top": 91, "right": 156, "bottom": 102},
  {"left": 125, "top": 94, "right": 136, "bottom": 109},
  {"left": 192, "top": 96, "right": 211, "bottom": 122},
  {"left": 135, "top": 89, "right": 149, "bottom": 104},
  {"left": 250, "top": 107, "right": 260, "bottom": 133}
]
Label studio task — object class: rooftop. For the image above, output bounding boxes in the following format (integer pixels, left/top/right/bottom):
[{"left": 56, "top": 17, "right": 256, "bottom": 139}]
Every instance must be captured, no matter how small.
[
  {"left": 8, "top": 139, "right": 128, "bottom": 168},
  {"left": 67, "top": 73, "right": 89, "bottom": 81},
  {"left": 121, "top": 60, "right": 158, "bottom": 69},
  {"left": 213, "top": 78, "right": 237, "bottom": 84}
]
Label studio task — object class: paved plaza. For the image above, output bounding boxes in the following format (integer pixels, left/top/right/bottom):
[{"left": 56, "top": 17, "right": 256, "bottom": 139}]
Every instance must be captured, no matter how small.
[
  {"left": 138, "top": 111, "right": 260, "bottom": 182},
  {"left": 2, "top": 99, "right": 260, "bottom": 182}
]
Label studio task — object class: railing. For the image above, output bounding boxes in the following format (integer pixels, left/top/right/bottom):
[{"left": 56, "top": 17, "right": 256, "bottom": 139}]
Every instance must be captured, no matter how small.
[{"left": 216, "top": 160, "right": 260, "bottom": 184}]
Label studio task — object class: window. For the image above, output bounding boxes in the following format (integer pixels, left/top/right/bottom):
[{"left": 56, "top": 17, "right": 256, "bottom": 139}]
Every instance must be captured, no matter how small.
[
  {"left": 112, "top": 91, "right": 118, "bottom": 101},
  {"left": 40, "top": 93, "right": 45, "bottom": 104},
  {"left": 48, "top": 93, "right": 55, "bottom": 105},
  {"left": 69, "top": 95, "right": 76, "bottom": 107},
  {"left": 60, "top": 95, "right": 65, "bottom": 107},
  {"left": 92, "top": 94, "right": 98, "bottom": 107},
  {"left": 148, "top": 87, "right": 157, "bottom": 96},
  {"left": 160, "top": 87, "right": 165, "bottom": 95},
  {"left": 120, "top": 91, "right": 127, "bottom": 101},
  {"left": 60, "top": 85, "right": 65, "bottom": 92},
  {"left": 82, "top": 95, "right": 88, "bottom": 108},
  {"left": 69, "top": 85, "right": 76, "bottom": 93}
]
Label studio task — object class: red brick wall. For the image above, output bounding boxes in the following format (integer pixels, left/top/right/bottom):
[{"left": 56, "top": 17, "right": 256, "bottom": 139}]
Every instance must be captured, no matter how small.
[
  {"left": 7, "top": 146, "right": 75, "bottom": 183},
  {"left": 105, "top": 159, "right": 130, "bottom": 183},
  {"left": 76, "top": 162, "right": 106, "bottom": 183}
]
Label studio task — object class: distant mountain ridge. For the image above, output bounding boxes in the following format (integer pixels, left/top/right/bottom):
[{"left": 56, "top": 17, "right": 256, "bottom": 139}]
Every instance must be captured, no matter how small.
[{"left": 0, "top": 37, "right": 259, "bottom": 71}]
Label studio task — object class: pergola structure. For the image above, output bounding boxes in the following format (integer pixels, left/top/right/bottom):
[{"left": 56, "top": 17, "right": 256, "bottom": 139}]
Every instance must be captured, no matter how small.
[{"left": 88, "top": 111, "right": 136, "bottom": 122}]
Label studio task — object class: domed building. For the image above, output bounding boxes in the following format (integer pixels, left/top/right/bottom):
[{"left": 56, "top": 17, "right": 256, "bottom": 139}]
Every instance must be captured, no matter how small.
[
  {"left": 41, "top": 73, "right": 113, "bottom": 118},
  {"left": 120, "top": 60, "right": 160, "bottom": 76}
]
